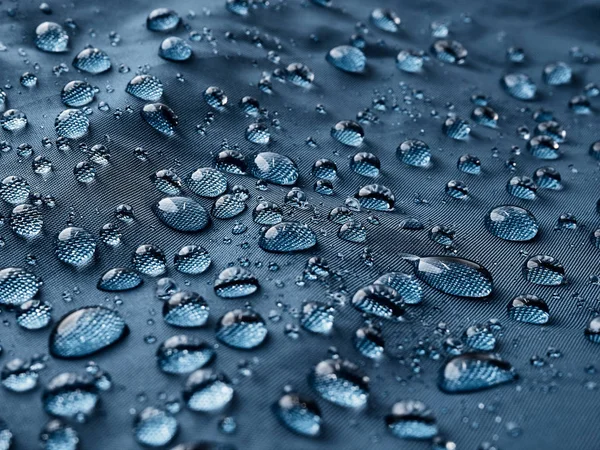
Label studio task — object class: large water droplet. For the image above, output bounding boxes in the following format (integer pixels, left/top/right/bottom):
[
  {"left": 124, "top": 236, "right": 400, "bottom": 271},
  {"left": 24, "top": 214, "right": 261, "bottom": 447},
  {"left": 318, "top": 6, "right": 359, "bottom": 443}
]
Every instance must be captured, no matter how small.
[
  {"left": 61, "top": 80, "right": 95, "bottom": 107},
  {"left": 397, "top": 139, "right": 431, "bottom": 167},
  {"left": 40, "top": 420, "right": 79, "bottom": 450},
  {"left": 132, "top": 244, "right": 167, "bottom": 276},
  {"left": 126, "top": 74, "right": 163, "bottom": 101},
  {"left": 186, "top": 168, "right": 227, "bottom": 198},
  {"left": 214, "top": 267, "right": 259, "bottom": 298},
  {"left": 385, "top": 400, "right": 438, "bottom": 440},
  {"left": 501, "top": 73, "right": 536, "bottom": 100},
  {"left": 10, "top": 204, "right": 43, "bottom": 238},
  {"left": 97, "top": 268, "right": 143, "bottom": 292},
  {"left": 214, "top": 149, "right": 246, "bottom": 174},
  {"left": 17, "top": 299, "right": 52, "bottom": 330},
  {"left": 370, "top": 8, "right": 401, "bottom": 32},
  {"left": 253, "top": 201, "right": 282, "bottom": 225},
  {"left": 309, "top": 359, "right": 369, "bottom": 408},
  {"left": 300, "top": 302, "right": 335, "bottom": 334},
  {"left": 350, "top": 152, "right": 380, "bottom": 177},
  {"left": 159, "top": 37, "right": 192, "bottom": 61},
  {"left": 216, "top": 309, "right": 268, "bottom": 349},
  {"left": 72, "top": 47, "right": 111, "bottom": 74},
  {"left": 396, "top": 49, "right": 424, "bottom": 73},
  {"left": 273, "top": 393, "right": 322, "bottom": 437},
  {"left": 141, "top": 103, "right": 178, "bottom": 136},
  {"left": 259, "top": 222, "right": 317, "bottom": 253},
  {"left": 49, "top": 306, "right": 128, "bottom": 358},
  {"left": 211, "top": 194, "right": 246, "bottom": 219},
  {"left": 354, "top": 324, "right": 384, "bottom": 359},
  {"left": 286, "top": 63, "right": 314, "bottom": 87},
  {"left": 522, "top": 255, "right": 565, "bottom": 286},
  {"left": 134, "top": 407, "right": 178, "bottom": 447},
  {"left": 326, "top": 45, "right": 366, "bottom": 73},
  {"left": 355, "top": 184, "right": 395, "bottom": 211},
  {"left": 1, "top": 358, "right": 39, "bottom": 392},
  {"left": 163, "top": 291, "right": 209, "bottom": 328},
  {"left": 463, "top": 324, "right": 496, "bottom": 351},
  {"left": 174, "top": 245, "right": 211, "bottom": 274},
  {"left": 55, "top": 109, "right": 89, "bottom": 139},
  {"left": 153, "top": 197, "right": 210, "bottom": 232},
  {"left": 55, "top": 227, "right": 96, "bottom": 267},
  {"left": 42, "top": 372, "right": 99, "bottom": 419},
  {"left": 528, "top": 135, "right": 560, "bottom": 160},
  {"left": 157, "top": 335, "right": 215, "bottom": 374},
  {"left": 0, "top": 267, "right": 40, "bottom": 306},
  {"left": 147, "top": 8, "right": 180, "bottom": 32},
  {"left": 183, "top": 369, "right": 234, "bottom": 412},
  {"left": 543, "top": 61, "right": 572, "bottom": 85},
  {"left": 331, "top": 120, "right": 364, "bottom": 147},
  {"left": 2, "top": 109, "right": 28, "bottom": 131},
  {"left": 248, "top": 152, "right": 299, "bottom": 186},
  {"left": 484, "top": 205, "right": 538, "bottom": 241},
  {"left": 404, "top": 255, "right": 493, "bottom": 298},
  {"left": 438, "top": 353, "right": 517, "bottom": 393},
  {"left": 352, "top": 284, "right": 404, "bottom": 320},
  {"left": 507, "top": 294, "right": 549, "bottom": 325},
  {"left": 35, "top": 22, "right": 69, "bottom": 52},
  {"left": 506, "top": 176, "right": 537, "bottom": 200}
]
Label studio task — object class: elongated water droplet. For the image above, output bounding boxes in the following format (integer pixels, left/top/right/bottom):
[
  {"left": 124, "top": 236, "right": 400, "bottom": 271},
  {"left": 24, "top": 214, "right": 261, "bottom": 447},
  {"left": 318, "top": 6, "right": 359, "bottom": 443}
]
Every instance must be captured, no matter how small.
[
  {"left": 273, "top": 393, "right": 322, "bottom": 437},
  {"left": 153, "top": 197, "right": 210, "bottom": 232},
  {"left": 507, "top": 294, "right": 549, "bottom": 325},
  {"left": 216, "top": 309, "right": 268, "bottom": 349},
  {"left": 326, "top": 45, "right": 366, "bottom": 73},
  {"left": 385, "top": 400, "right": 438, "bottom": 440},
  {"left": 248, "top": 152, "right": 298, "bottom": 186},
  {"left": 309, "top": 359, "right": 369, "bottom": 408},
  {"left": 141, "top": 103, "right": 178, "bottom": 136},
  {"left": 163, "top": 291, "right": 209, "bottom": 328},
  {"left": 183, "top": 369, "right": 234, "bottom": 412},
  {"left": 259, "top": 222, "right": 317, "bottom": 253},
  {"left": 214, "top": 267, "right": 259, "bottom": 298},
  {"left": 49, "top": 306, "right": 128, "bottom": 358},
  {"left": 522, "top": 255, "right": 565, "bottom": 286},
  {"left": 97, "top": 268, "right": 143, "bottom": 292},
  {"left": 42, "top": 372, "right": 99, "bottom": 419},
  {"left": 157, "top": 335, "right": 215, "bottom": 374},
  {"left": 438, "top": 353, "right": 517, "bottom": 393}
]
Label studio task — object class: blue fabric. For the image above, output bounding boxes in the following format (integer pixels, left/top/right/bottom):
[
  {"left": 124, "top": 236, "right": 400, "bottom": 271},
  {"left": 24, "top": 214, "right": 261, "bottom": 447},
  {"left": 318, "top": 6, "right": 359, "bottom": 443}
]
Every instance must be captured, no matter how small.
[{"left": 0, "top": 0, "right": 599, "bottom": 448}]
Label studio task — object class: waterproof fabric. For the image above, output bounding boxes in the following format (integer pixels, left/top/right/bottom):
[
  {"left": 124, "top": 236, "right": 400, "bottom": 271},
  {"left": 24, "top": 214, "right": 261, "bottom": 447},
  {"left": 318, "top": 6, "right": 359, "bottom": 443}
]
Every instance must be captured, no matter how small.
[{"left": 0, "top": 0, "right": 599, "bottom": 449}]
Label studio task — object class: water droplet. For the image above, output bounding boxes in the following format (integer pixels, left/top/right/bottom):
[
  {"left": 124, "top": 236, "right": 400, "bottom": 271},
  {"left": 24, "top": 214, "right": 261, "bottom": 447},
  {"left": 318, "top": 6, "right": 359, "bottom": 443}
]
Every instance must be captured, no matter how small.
[
  {"left": 506, "top": 46, "right": 525, "bottom": 63},
  {"left": 126, "top": 74, "right": 163, "bottom": 101},
  {"left": 216, "top": 309, "right": 267, "bottom": 349},
  {"left": 49, "top": 306, "right": 128, "bottom": 358},
  {"left": 385, "top": 400, "right": 438, "bottom": 440},
  {"left": 350, "top": 152, "right": 380, "bottom": 177},
  {"left": 585, "top": 316, "right": 600, "bottom": 343},
  {"left": 203, "top": 86, "right": 227, "bottom": 110},
  {"left": 245, "top": 123, "right": 270, "bottom": 144},
  {"left": 404, "top": 255, "right": 493, "bottom": 298},
  {"left": 0, "top": 176, "right": 30, "bottom": 204},
  {"left": 40, "top": 420, "right": 79, "bottom": 450},
  {"left": 431, "top": 40, "right": 467, "bottom": 64},
  {"left": 211, "top": 194, "right": 245, "bottom": 219},
  {"left": 328, "top": 206, "right": 353, "bottom": 224},
  {"left": 284, "top": 187, "right": 309, "bottom": 209},
  {"left": 74, "top": 161, "right": 96, "bottom": 183},
  {"left": 1, "top": 109, "right": 28, "bottom": 131},
  {"left": 0, "top": 267, "right": 40, "bottom": 305},
  {"left": 214, "top": 149, "right": 247, "bottom": 174},
  {"left": 352, "top": 284, "right": 404, "bottom": 320},
  {"left": 55, "top": 109, "right": 89, "bottom": 139},
  {"left": 226, "top": 0, "right": 250, "bottom": 16},
  {"left": 326, "top": 45, "right": 366, "bottom": 73},
  {"left": 10, "top": 204, "right": 43, "bottom": 238},
  {"left": 97, "top": 268, "right": 143, "bottom": 292},
  {"left": 186, "top": 167, "right": 227, "bottom": 198},
  {"left": 174, "top": 245, "right": 211, "bottom": 275},
  {"left": 183, "top": 369, "right": 234, "bottom": 412},
  {"left": 501, "top": 73, "right": 536, "bottom": 100},
  {"left": 438, "top": 353, "right": 517, "bottom": 393},
  {"left": 248, "top": 152, "right": 299, "bottom": 185},
  {"left": 239, "top": 96, "right": 260, "bottom": 116},
  {"left": 300, "top": 302, "right": 334, "bottom": 334},
  {"left": 132, "top": 244, "right": 167, "bottom": 276},
  {"left": 442, "top": 116, "right": 470, "bottom": 140},
  {"left": 141, "top": 103, "right": 178, "bottom": 136},
  {"left": 151, "top": 169, "right": 182, "bottom": 195},
  {"left": 286, "top": 63, "right": 314, "bottom": 88},
  {"left": 471, "top": 106, "right": 498, "bottom": 128},
  {"left": 153, "top": 197, "right": 210, "bottom": 232},
  {"left": 445, "top": 180, "right": 469, "bottom": 199},
  {"left": 536, "top": 120, "right": 566, "bottom": 143},
  {"left": 375, "top": 272, "right": 422, "bottom": 304},
  {"left": 397, "top": 139, "right": 431, "bottom": 167},
  {"left": 147, "top": 8, "right": 180, "bottom": 32},
  {"left": 55, "top": 227, "right": 96, "bottom": 267},
  {"left": 464, "top": 324, "right": 496, "bottom": 351},
  {"left": 214, "top": 267, "right": 259, "bottom": 298},
  {"left": 0, "top": 420, "right": 12, "bottom": 449},
  {"left": 157, "top": 335, "right": 215, "bottom": 374},
  {"left": 159, "top": 37, "right": 192, "bottom": 61},
  {"left": 355, "top": 184, "right": 394, "bottom": 211},
  {"left": 331, "top": 120, "right": 364, "bottom": 147},
  {"left": 523, "top": 255, "right": 565, "bottom": 286},
  {"left": 485, "top": 205, "right": 539, "bottom": 241},
  {"left": 309, "top": 359, "right": 369, "bottom": 408},
  {"left": 134, "top": 406, "right": 178, "bottom": 447},
  {"left": 259, "top": 222, "right": 317, "bottom": 253},
  {"left": 1, "top": 358, "right": 39, "bottom": 392},
  {"left": 569, "top": 95, "right": 592, "bottom": 114},
  {"left": 506, "top": 175, "right": 537, "bottom": 200},
  {"left": 253, "top": 201, "right": 282, "bottom": 225},
  {"left": 370, "top": 8, "right": 401, "bottom": 32},
  {"left": 20, "top": 72, "right": 38, "bottom": 87},
  {"left": 338, "top": 220, "right": 367, "bottom": 243},
  {"left": 273, "top": 393, "right": 322, "bottom": 437},
  {"left": 508, "top": 294, "right": 549, "bottom": 325},
  {"left": 72, "top": 47, "right": 111, "bottom": 74},
  {"left": 543, "top": 61, "right": 572, "bottom": 85},
  {"left": 17, "top": 299, "right": 52, "bottom": 330},
  {"left": 42, "top": 372, "right": 99, "bottom": 419},
  {"left": 353, "top": 324, "right": 384, "bottom": 359},
  {"left": 35, "top": 21, "right": 69, "bottom": 52},
  {"left": 163, "top": 291, "right": 209, "bottom": 328},
  {"left": 396, "top": 49, "right": 424, "bottom": 73}
]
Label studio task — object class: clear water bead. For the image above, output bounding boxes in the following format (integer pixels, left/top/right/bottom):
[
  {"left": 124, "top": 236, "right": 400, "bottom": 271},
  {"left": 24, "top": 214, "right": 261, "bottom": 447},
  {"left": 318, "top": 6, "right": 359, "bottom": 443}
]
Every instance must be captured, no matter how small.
[
  {"left": 141, "top": 103, "right": 178, "bottom": 136},
  {"left": 10, "top": 204, "right": 43, "bottom": 238},
  {"left": 163, "top": 291, "right": 209, "bottom": 328},
  {"left": 355, "top": 184, "right": 395, "bottom": 211},
  {"left": 61, "top": 80, "right": 93, "bottom": 106},
  {"left": 42, "top": 372, "right": 99, "bottom": 419},
  {"left": 214, "top": 267, "right": 259, "bottom": 298},
  {"left": 370, "top": 8, "right": 401, "bottom": 32},
  {"left": 132, "top": 244, "right": 167, "bottom": 276},
  {"left": 375, "top": 272, "right": 422, "bottom": 304},
  {"left": 73, "top": 161, "right": 96, "bottom": 183},
  {"left": 326, "top": 45, "right": 366, "bottom": 73},
  {"left": 72, "top": 47, "right": 111, "bottom": 74},
  {"left": 286, "top": 63, "right": 314, "bottom": 87},
  {"left": 55, "top": 109, "right": 89, "bottom": 139},
  {"left": 485, "top": 205, "right": 539, "bottom": 241},
  {"left": 443, "top": 116, "right": 470, "bottom": 140},
  {"left": 0, "top": 267, "right": 40, "bottom": 305},
  {"left": 397, "top": 139, "right": 431, "bottom": 167},
  {"left": 153, "top": 196, "right": 210, "bottom": 232},
  {"left": 312, "top": 159, "right": 337, "bottom": 180},
  {"left": 523, "top": 255, "right": 565, "bottom": 286},
  {"left": 216, "top": 309, "right": 267, "bottom": 349},
  {"left": 126, "top": 74, "right": 163, "bottom": 101},
  {"left": 40, "top": 420, "right": 79, "bottom": 450},
  {"left": 396, "top": 50, "right": 424, "bottom": 73},
  {"left": 97, "top": 268, "right": 143, "bottom": 292},
  {"left": 338, "top": 220, "right": 367, "bottom": 243},
  {"left": 183, "top": 369, "right": 234, "bottom": 412},
  {"left": 204, "top": 86, "right": 228, "bottom": 110},
  {"left": 273, "top": 393, "right": 322, "bottom": 437},
  {"left": 134, "top": 407, "right": 178, "bottom": 447},
  {"left": 528, "top": 135, "right": 560, "bottom": 160},
  {"left": 439, "top": 354, "right": 517, "bottom": 393},
  {"left": 157, "top": 335, "right": 215, "bottom": 374},
  {"left": 507, "top": 294, "right": 549, "bottom": 325},
  {"left": 431, "top": 40, "right": 467, "bottom": 64},
  {"left": 147, "top": 8, "right": 180, "bottom": 32},
  {"left": 2, "top": 109, "right": 28, "bottom": 131},
  {"left": 186, "top": 167, "right": 227, "bottom": 197},
  {"left": 55, "top": 227, "right": 96, "bottom": 267},
  {"left": 174, "top": 245, "right": 211, "bottom": 274},
  {"left": 259, "top": 222, "right": 317, "bottom": 253},
  {"left": 445, "top": 180, "right": 469, "bottom": 199},
  {"left": 354, "top": 324, "right": 384, "bottom": 359},
  {"left": 352, "top": 284, "right": 404, "bottom": 320},
  {"left": 350, "top": 152, "right": 380, "bottom": 177},
  {"left": 35, "top": 22, "right": 69, "bottom": 52},
  {"left": 253, "top": 202, "right": 283, "bottom": 225},
  {"left": 506, "top": 176, "right": 537, "bottom": 200},
  {"left": 543, "top": 61, "right": 572, "bottom": 85},
  {"left": 248, "top": 151, "right": 299, "bottom": 185},
  {"left": 159, "top": 37, "right": 192, "bottom": 61},
  {"left": 331, "top": 120, "right": 364, "bottom": 147},
  {"left": 501, "top": 73, "right": 536, "bottom": 100},
  {"left": 245, "top": 123, "right": 270, "bottom": 144},
  {"left": 385, "top": 400, "right": 438, "bottom": 440},
  {"left": 309, "top": 359, "right": 369, "bottom": 408}
]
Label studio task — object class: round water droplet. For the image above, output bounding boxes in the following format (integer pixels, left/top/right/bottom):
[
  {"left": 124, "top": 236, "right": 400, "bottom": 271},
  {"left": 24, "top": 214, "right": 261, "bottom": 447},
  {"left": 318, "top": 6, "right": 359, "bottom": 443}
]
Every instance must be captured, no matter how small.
[
  {"left": 507, "top": 294, "right": 549, "bottom": 325},
  {"left": 211, "top": 194, "right": 246, "bottom": 219},
  {"left": 214, "top": 267, "right": 259, "bottom": 298},
  {"left": 312, "top": 159, "right": 337, "bottom": 180},
  {"left": 151, "top": 169, "right": 182, "bottom": 195},
  {"left": 49, "top": 306, "right": 128, "bottom": 358},
  {"left": 328, "top": 206, "right": 353, "bottom": 224},
  {"left": 55, "top": 227, "right": 96, "bottom": 267},
  {"left": 1, "top": 358, "right": 39, "bottom": 392},
  {"left": 157, "top": 335, "right": 215, "bottom": 374},
  {"left": 174, "top": 245, "right": 211, "bottom": 274},
  {"left": 522, "top": 255, "right": 565, "bottom": 286},
  {"left": 159, "top": 37, "right": 192, "bottom": 61},
  {"left": 485, "top": 205, "right": 539, "bottom": 241},
  {"left": 248, "top": 152, "right": 298, "bottom": 185},
  {"left": 506, "top": 46, "right": 525, "bottom": 63},
  {"left": 405, "top": 255, "right": 493, "bottom": 298},
  {"left": 528, "top": 135, "right": 560, "bottom": 160},
  {"left": 35, "top": 22, "right": 69, "bottom": 52},
  {"left": 226, "top": 0, "right": 250, "bottom": 16},
  {"left": 326, "top": 45, "right": 366, "bottom": 73},
  {"left": 239, "top": 96, "right": 260, "bottom": 116},
  {"left": 331, "top": 120, "right": 364, "bottom": 147},
  {"left": 375, "top": 272, "right": 422, "bottom": 305},
  {"left": 352, "top": 284, "right": 403, "bottom": 320},
  {"left": 429, "top": 226, "right": 455, "bottom": 247},
  {"left": 40, "top": 419, "right": 79, "bottom": 450},
  {"left": 183, "top": 369, "right": 234, "bottom": 412},
  {"left": 0, "top": 267, "right": 40, "bottom": 306},
  {"left": 147, "top": 8, "right": 180, "bottom": 32},
  {"left": 127, "top": 74, "right": 163, "bottom": 101},
  {"left": 471, "top": 106, "right": 498, "bottom": 128},
  {"left": 535, "top": 120, "right": 566, "bottom": 143},
  {"left": 141, "top": 103, "right": 178, "bottom": 136},
  {"left": 543, "top": 61, "right": 572, "bottom": 85},
  {"left": 245, "top": 123, "right": 270, "bottom": 144},
  {"left": 163, "top": 291, "right": 209, "bottom": 328},
  {"left": 569, "top": 95, "right": 591, "bottom": 114},
  {"left": 42, "top": 372, "right": 99, "bottom": 419},
  {"left": 259, "top": 222, "right": 317, "bottom": 253},
  {"left": 585, "top": 316, "right": 600, "bottom": 343},
  {"left": 355, "top": 184, "right": 394, "bottom": 211},
  {"left": 97, "top": 268, "right": 143, "bottom": 292},
  {"left": 132, "top": 244, "right": 166, "bottom": 276},
  {"left": 100, "top": 223, "right": 122, "bottom": 246},
  {"left": 214, "top": 149, "right": 246, "bottom": 174},
  {"left": 397, "top": 139, "right": 431, "bottom": 167},
  {"left": 501, "top": 73, "right": 536, "bottom": 100},
  {"left": 443, "top": 116, "right": 470, "bottom": 140},
  {"left": 134, "top": 407, "right": 178, "bottom": 447},
  {"left": 350, "top": 152, "right": 380, "bottom": 177},
  {"left": 286, "top": 63, "right": 314, "bottom": 88},
  {"left": 370, "top": 8, "right": 401, "bottom": 32},
  {"left": 216, "top": 309, "right": 268, "bottom": 349},
  {"left": 55, "top": 109, "right": 89, "bottom": 139},
  {"left": 88, "top": 144, "right": 110, "bottom": 165},
  {"left": 309, "top": 359, "right": 369, "bottom": 408},
  {"left": 153, "top": 196, "right": 210, "bottom": 232},
  {"left": 464, "top": 324, "right": 496, "bottom": 351},
  {"left": 17, "top": 299, "right": 52, "bottom": 330},
  {"left": 457, "top": 154, "right": 480, "bottom": 175},
  {"left": 74, "top": 161, "right": 96, "bottom": 183},
  {"left": 203, "top": 86, "right": 227, "bottom": 110},
  {"left": 506, "top": 175, "right": 537, "bottom": 200},
  {"left": 10, "top": 204, "right": 43, "bottom": 238},
  {"left": 438, "top": 353, "right": 517, "bottom": 393},
  {"left": 285, "top": 187, "right": 309, "bottom": 209},
  {"left": 2, "top": 109, "right": 28, "bottom": 131},
  {"left": 73, "top": 47, "right": 111, "bottom": 74},
  {"left": 273, "top": 393, "right": 322, "bottom": 437},
  {"left": 253, "top": 201, "right": 282, "bottom": 225},
  {"left": 385, "top": 400, "right": 438, "bottom": 440},
  {"left": 61, "top": 80, "right": 95, "bottom": 107},
  {"left": 314, "top": 179, "right": 333, "bottom": 195},
  {"left": 431, "top": 40, "right": 467, "bottom": 64},
  {"left": 396, "top": 49, "right": 424, "bottom": 73},
  {"left": 0, "top": 176, "right": 30, "bottom": 204},
  {"left": 186, "top": 167, "right": 227, "bottom": 198},
  {"left": 353, "top": 324, "right": 384, "bottom": 359},
  {"left": 445, "top": 180, "right": 469, "bottom": 199},
  {"left": 300, "top": 302, "right": 334, "bottom": 334},
  {"left": 20, "top": 72, "right": 38, "bottom": 88},
  {"left": 338, "top": 220, "right": 366, "bottom": 243}
]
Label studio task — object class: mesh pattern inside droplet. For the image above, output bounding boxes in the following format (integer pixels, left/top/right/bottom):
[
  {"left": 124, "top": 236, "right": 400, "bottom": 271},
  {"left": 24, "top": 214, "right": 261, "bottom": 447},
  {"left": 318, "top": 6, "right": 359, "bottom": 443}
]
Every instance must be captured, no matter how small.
[
  {"left": 163, "top": 301, "right": 209, "bottom": 327},
  {"left": 153, "top": 197, "right": 210, "bottom": 232},
  {"left": 259, "top": 222, "right": 317, "bottom": 252},
  {"left": 416, "top": 258, "right": 493, "bottom": 298},
  {"left": 439, "top": 356, "right": 516, "bottom": 393},
  {"left": 508, "top": 305, "right": 549, "bottom": 324},
  {"left": 216, "top": 321, "right": 267, "bottom": 349},
  {"left": 485, "top": 206, "right": 538, "bottom": 241}
]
